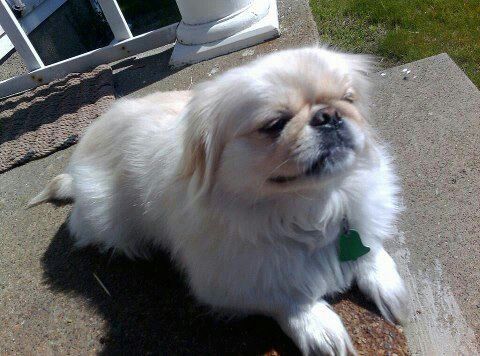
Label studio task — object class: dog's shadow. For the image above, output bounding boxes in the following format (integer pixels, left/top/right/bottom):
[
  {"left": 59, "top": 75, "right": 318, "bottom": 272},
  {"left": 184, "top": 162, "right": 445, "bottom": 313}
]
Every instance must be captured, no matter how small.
[{"left": 42, "top": 222, "right": 301, "bottom": 355}]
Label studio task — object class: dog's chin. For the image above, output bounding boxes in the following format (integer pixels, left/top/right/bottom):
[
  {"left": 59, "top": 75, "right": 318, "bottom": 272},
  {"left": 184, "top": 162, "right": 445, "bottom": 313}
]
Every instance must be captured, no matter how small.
[{"left": 268, "top": 147, "right": 356, "bottom": 186}]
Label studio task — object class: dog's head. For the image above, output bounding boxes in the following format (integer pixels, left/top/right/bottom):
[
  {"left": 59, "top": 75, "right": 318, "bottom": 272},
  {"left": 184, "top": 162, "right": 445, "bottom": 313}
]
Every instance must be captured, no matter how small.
[{"left": 180, "top": 47, "right": 376, "bottom": 200}]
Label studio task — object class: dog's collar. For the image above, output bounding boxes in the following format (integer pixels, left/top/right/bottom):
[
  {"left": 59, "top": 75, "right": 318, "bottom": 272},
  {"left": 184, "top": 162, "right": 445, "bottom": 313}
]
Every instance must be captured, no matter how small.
[{"left": 338, "top": 217, "right": 370, "bottom": 262}]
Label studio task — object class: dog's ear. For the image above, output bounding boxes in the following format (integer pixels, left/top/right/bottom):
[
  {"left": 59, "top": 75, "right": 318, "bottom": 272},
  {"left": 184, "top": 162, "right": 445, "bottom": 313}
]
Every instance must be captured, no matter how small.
[
  {"left": 342, "top": 51, "right": 375, "bottom": 106},
  {"left": 320, "top": 47, "right": 376, "bottom": 119},
  {"left": 179, "top": 84, "right": 224, "bottom": 197}
]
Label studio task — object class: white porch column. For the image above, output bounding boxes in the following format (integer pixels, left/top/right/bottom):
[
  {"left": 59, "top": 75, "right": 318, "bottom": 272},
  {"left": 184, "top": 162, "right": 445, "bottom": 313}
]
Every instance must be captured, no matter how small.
[{"left": 169, "top": 0, "right": 279, "bottom": 67}]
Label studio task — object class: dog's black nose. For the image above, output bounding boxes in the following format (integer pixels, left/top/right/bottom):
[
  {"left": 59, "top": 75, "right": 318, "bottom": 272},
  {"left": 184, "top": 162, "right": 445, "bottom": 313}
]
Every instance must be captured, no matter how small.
[{"left": 310, "top": 107, "right": 341, "bottom": 128}]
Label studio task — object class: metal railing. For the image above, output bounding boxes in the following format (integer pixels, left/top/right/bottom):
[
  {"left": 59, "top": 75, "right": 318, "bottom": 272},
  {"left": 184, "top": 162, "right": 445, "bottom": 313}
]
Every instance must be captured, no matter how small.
[
  {"left": 0, "top": 0, "right": 177, "bottom": 98},
  {"left": 0, "top": 0, "right": 279, "bottom": 99}
]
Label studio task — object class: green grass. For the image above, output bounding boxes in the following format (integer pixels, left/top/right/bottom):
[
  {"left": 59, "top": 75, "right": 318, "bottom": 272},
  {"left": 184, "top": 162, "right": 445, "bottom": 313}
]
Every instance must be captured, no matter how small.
[{"left": 309, "top": 0, "right": 480, "bottom": 87}]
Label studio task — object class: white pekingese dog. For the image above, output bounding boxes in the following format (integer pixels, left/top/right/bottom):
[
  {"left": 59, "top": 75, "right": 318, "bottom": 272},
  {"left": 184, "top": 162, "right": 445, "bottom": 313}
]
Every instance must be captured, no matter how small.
[{"left": 30, "top": 47, "right": 408, "bottom": 355}]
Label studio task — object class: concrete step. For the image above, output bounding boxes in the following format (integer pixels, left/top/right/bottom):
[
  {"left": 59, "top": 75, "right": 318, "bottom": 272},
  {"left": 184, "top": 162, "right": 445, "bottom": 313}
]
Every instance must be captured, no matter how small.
[{"left": 371, "top": 53, "right": 480, "bottom": 354}]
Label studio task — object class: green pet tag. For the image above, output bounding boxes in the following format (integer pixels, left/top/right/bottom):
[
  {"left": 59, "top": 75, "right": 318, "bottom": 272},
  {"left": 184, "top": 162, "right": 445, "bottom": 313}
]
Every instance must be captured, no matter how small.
[{"left": 338, "top": 229, "right": 370, "bottom": 262}]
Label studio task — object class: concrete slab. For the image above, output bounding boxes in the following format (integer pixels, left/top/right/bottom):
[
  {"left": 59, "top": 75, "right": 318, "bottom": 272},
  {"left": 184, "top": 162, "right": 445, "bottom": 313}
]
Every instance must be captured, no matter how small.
[
  {"left": 2, "top": 1, "right": 479, "bottom": 354},
  {"left": 112, "top": 0, "right": 319, "bottom": 98},
  {"left": 0, "top": 147, "right": 303, "bottom": 355},
  {"left": 0, "top": 1, "right": 319, "bottom": 354},
  {"left": 0, "top": 0, "right": 115, "bottom": 82},
  {"left": 371, "top": 54, "right": 480, "bottom": 354},
  {"left": 0, "top": 50, "right": 27, "bottom": 82},
  {"left": 28, "top": 0, "right": 113, "bottom": 66},
  {"left": 0, "top": 148, "right": 79, "bottom": 354}
]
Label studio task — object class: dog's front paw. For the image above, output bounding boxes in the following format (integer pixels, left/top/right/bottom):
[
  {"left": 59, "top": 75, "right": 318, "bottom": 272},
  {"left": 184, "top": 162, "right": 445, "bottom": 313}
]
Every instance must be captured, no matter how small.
[
  {"left": 277, "top": 301, "right": 356, "bottom": 356},
  {"left": 356, "top": 249, "right": 409, "bottom": 324}
]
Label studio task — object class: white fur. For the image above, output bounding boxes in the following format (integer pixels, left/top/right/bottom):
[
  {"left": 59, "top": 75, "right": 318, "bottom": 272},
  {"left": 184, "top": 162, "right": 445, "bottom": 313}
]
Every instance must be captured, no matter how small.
[{"left": 32, "top": 48, "right": 408, "bottom": 355}]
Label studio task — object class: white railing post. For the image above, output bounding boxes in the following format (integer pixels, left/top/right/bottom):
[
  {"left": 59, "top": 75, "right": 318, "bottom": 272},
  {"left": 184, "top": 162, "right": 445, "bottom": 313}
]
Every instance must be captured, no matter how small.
[
  {"left": 0, "top": 0, "right": 43, "bottom": 70},
  {"left": 97, "top": 0, "right": 132, "bottom": 42},
  {"left": 170, "top": 0, "right": 279, "bottom": 67}
]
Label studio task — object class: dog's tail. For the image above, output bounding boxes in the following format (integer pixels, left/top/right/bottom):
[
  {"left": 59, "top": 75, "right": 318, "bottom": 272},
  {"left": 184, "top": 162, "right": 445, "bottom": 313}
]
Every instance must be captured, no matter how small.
[{"left": 27, "top": 173, "right": 74, "bottom": 208}]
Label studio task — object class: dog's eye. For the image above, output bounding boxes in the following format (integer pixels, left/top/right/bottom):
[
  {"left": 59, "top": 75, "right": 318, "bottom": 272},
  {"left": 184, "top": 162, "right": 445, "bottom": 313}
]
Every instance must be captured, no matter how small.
[
  {"left": 259, "top": 115, "right": 291, "bottom": 136},
  {"left": 342, "top": 90, "right": 356, "bottom": 103}
]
